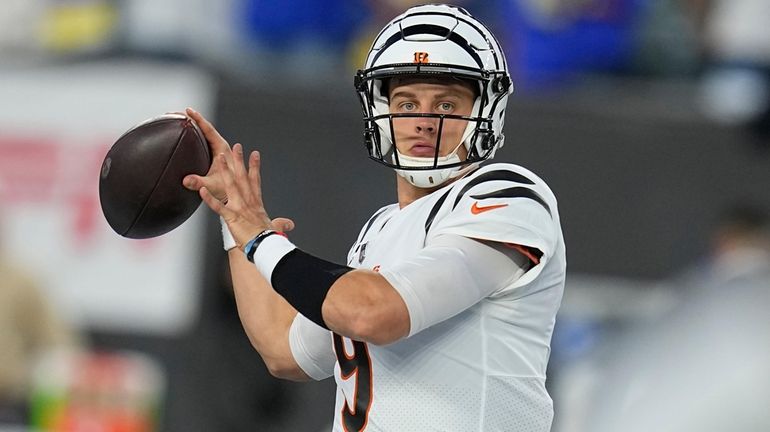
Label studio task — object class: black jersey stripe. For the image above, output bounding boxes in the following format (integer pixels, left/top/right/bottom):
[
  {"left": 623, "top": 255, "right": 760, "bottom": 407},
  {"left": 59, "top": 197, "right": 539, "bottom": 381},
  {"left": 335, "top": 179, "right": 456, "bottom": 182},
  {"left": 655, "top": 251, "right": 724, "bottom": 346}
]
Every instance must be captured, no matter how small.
[
  {"left": 371, "top": 24, "right": 484, "bottom": 68},
  {"left": 452, "top": 169, "right": 535, "bottom": 209},
  {"left": 358, "top": 206, "right": 391, "bottom": 243},
  {"left": 424, "top": 188, "right": 453, "bottom": 234},
  {"left": 471, "top": 187, "right": 552, "bottom": 216}
]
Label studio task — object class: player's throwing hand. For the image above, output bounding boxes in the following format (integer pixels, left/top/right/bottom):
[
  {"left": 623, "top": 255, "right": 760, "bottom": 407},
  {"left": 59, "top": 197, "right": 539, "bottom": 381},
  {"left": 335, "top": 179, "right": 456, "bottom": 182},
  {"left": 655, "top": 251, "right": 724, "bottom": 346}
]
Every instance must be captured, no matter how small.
[{"left": 199, "top": 143, "right": 273, "bottom": 249}]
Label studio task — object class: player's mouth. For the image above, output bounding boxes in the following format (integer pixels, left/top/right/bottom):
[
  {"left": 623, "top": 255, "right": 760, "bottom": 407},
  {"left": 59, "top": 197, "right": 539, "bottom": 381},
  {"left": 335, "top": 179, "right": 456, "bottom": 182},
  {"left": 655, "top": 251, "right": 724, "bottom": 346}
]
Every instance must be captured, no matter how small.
[{"left": 408, "top": 141, "right": 438, "bottom": 157}]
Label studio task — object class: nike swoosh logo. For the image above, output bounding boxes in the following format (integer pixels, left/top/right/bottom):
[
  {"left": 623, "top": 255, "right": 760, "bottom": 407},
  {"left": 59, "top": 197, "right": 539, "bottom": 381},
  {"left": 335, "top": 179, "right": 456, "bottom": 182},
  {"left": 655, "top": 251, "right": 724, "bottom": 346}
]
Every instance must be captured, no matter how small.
[{"left": 471, "top": 202, "right": 509, "bottom": 214}]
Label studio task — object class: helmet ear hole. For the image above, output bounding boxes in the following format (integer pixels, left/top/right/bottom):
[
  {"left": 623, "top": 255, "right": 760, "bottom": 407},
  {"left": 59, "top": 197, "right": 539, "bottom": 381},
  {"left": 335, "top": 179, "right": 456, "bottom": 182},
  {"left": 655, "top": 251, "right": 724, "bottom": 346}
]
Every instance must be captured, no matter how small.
[
  {"left": 493, "top": 75, "right": 511, "bottom": 93},
  {"left": 354, "top": 70, "right": 366, "bottom": 92},
  {"left": 481, "top": 134, "right": 493, "bottom": 151}
]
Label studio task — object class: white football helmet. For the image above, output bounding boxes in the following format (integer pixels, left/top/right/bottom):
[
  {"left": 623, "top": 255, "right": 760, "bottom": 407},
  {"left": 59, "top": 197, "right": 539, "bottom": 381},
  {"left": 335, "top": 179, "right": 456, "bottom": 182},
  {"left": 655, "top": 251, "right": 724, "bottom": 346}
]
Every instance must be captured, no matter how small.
[{"left": 355, "top": 4, "right": 512, "bottom": 188}]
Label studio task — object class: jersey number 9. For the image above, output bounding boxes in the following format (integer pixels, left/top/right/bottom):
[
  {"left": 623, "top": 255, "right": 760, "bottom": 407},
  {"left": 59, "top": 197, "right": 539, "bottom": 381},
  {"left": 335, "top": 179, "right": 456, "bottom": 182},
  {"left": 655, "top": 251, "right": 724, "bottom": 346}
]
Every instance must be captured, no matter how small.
[{"left": 333, "top": 334, "right": 373, "bottom": 432}]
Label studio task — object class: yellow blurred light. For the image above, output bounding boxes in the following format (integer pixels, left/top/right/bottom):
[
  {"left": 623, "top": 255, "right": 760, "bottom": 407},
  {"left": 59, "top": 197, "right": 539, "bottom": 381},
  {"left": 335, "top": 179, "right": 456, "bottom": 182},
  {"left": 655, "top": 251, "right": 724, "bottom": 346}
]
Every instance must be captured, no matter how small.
[{"left": 40, "top": 2, "right": 117, "bottom": 53}]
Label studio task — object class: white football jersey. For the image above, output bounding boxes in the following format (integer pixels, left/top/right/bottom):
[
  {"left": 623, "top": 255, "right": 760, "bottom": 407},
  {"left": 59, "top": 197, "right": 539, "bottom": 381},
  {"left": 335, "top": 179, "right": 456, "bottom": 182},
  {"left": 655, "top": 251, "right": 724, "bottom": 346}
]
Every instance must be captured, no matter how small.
[
  {"left": 329, "top": 163, "right": 566, "bottom": 431},
  {"left": 290, "top": 163, "right": 566, "bottom": 431}
]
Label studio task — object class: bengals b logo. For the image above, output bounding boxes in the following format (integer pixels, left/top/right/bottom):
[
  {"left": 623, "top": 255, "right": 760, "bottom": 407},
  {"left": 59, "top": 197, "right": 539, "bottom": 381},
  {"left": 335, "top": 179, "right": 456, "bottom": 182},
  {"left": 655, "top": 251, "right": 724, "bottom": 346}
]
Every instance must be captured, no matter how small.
[{"left": 413, "top": 52, "right": 430, "bottom": 64}]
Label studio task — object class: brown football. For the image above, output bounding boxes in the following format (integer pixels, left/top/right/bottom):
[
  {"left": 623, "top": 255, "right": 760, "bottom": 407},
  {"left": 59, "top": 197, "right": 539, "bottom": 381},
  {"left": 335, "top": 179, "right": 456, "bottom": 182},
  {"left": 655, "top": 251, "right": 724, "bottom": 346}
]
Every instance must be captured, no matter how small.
[{"left": 99, "top": 114, "right": 210, "bottom": 239}]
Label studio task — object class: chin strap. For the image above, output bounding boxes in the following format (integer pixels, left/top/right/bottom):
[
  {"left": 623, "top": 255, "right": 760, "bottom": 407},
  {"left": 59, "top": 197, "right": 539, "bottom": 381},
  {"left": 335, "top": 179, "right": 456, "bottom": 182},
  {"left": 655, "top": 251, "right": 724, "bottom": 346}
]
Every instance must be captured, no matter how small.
[{"left": 393, "top": 140, "right": 472, "bottom": 188}]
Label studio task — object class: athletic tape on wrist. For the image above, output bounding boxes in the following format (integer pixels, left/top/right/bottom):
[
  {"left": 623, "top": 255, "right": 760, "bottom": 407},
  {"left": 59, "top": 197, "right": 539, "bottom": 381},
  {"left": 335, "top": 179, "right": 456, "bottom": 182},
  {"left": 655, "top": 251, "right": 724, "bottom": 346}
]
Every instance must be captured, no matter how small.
[{"left": 221, "top": 217, "right": 236, "bottom": 251}]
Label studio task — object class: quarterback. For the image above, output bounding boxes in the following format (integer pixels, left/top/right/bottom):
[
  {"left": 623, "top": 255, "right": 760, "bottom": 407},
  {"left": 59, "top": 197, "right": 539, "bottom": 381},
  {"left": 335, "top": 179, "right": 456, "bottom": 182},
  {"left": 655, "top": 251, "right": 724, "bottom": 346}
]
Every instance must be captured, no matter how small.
[{"left": 184, "top": 4, "right": 565, "bottom": 431}]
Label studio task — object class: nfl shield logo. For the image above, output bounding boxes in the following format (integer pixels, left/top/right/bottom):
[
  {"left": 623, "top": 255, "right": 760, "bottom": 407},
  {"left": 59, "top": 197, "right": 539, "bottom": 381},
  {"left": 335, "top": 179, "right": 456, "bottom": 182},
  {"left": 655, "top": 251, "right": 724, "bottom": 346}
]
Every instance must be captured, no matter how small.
[{"left": 358, "top": 242, "right": 368, "bottom": 264}]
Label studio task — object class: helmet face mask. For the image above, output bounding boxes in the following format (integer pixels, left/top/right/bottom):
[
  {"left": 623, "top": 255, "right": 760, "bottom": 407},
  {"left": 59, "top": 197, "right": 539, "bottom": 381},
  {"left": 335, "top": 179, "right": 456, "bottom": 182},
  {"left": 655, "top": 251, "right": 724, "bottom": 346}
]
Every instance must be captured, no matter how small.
[{"left": 355, "top": 4, "right": 512, "bottom": 188}]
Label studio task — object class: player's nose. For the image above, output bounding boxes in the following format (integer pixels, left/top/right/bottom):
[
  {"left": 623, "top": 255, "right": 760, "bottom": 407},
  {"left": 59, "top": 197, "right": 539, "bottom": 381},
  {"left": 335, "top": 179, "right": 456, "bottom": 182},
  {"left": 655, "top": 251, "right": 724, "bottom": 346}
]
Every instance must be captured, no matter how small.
[{"left": 415, "top": 117, "right": 437, "bottom": 134}]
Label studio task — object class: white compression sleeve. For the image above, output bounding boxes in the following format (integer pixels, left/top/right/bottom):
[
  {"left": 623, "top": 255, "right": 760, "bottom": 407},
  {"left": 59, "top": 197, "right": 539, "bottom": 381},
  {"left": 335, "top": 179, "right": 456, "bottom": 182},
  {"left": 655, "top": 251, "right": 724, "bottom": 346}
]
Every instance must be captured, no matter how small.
[
  {"left": 288, "top": 313, "right": 336, "bottom": 380},
  {"left": 379, "top": 234, "right": 529, "bottom": 337}
]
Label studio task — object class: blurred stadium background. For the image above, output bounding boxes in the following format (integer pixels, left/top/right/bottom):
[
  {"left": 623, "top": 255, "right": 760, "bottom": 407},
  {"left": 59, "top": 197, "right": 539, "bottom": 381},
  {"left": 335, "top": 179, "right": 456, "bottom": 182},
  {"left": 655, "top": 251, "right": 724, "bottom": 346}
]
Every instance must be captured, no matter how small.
[{"left": 0, "top": 0, "right": 768, "bottom": 431}]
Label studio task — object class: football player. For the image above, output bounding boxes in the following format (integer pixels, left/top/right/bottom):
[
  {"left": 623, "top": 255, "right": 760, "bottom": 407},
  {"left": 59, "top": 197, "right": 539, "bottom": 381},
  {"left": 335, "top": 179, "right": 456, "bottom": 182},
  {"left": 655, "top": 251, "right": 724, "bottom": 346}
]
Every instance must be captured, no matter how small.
[{"left": 183, "top": 4, "right": 565, "bottom": 431}]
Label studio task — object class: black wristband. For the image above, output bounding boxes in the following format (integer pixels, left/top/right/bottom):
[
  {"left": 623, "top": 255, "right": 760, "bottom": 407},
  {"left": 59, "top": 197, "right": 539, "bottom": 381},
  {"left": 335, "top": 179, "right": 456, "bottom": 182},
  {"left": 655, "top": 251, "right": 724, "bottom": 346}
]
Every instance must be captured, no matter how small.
[
  {"left": 271, "top": 249, "right": 353, "bottom": 329},
  {"left": 244, "top": 230, "right": 286, "bottom": 263}
]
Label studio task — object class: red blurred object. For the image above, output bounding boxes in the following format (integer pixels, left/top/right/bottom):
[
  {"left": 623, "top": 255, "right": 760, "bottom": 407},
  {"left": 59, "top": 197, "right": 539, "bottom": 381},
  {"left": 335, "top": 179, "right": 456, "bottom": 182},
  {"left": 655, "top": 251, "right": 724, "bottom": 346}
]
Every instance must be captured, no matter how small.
[{"left": 30, "top": 351, "right": 165, "bottom": 432}]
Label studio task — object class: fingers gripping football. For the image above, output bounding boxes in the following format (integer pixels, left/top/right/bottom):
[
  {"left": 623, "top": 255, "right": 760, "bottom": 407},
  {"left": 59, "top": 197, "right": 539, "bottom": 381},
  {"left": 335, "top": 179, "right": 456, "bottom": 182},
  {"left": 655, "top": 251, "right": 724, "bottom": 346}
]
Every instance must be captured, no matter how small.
[
  {"left": 185, "top": 107, "right": 230, "bottom": 155},
  {"left": 182, "top": 108, "right": 234, "bottom": 202},
  {"left": 200, "top": 143, "right": 272, "bottom": 247}
]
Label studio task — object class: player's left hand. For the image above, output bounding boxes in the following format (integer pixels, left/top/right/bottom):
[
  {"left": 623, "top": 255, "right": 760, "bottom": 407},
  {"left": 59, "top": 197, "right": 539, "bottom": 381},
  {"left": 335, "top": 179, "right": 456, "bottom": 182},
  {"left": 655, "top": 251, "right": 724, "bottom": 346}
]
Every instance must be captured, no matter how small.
[{"left": 199, "top": 142, "right": 274, "bottom": 248}]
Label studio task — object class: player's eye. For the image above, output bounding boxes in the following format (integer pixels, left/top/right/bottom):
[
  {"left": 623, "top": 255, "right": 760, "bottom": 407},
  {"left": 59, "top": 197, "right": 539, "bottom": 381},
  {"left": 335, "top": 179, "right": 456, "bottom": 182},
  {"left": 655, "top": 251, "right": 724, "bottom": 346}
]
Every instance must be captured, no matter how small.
[
  {"left": 399, "top": 102, "right": 417, "bottom": 111},
  {"left": 438, "top": 102, "right": 454, "bottom": 112}
]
